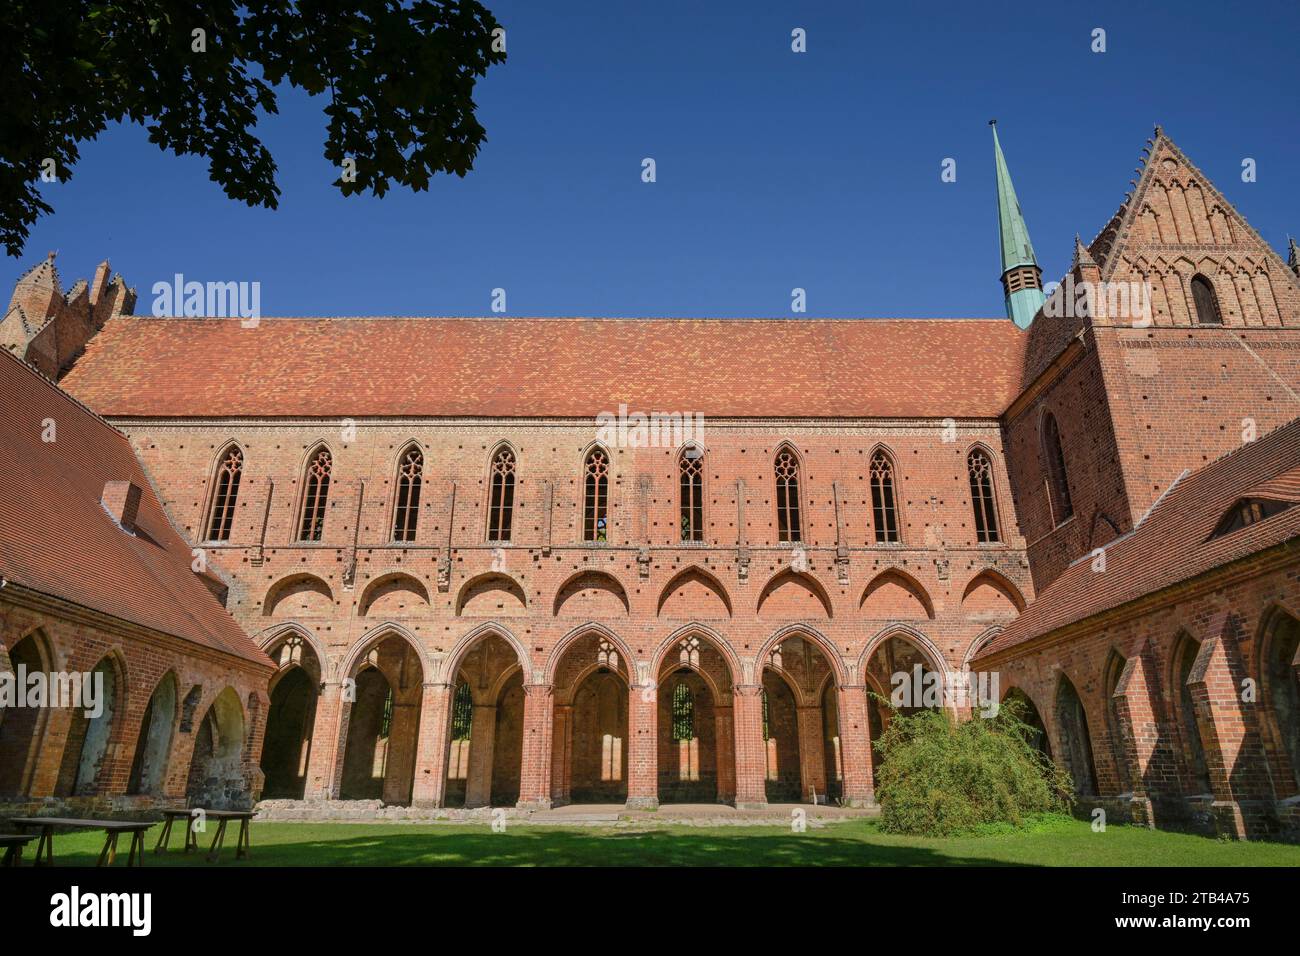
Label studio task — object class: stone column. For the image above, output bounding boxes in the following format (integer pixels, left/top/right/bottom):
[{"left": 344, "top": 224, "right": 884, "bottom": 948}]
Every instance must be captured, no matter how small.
[
  {"left": 627, "top": 683, "right": 659, "bottom": 809},
  {"left": 518, "top": 683, "right": 554, "bottom": 810},
  {"left": 410, "top": 682, "right": 452, "bottom": 807},
  {"left": 836, "top": 684, "right": 876, "bottom": 808},
  {"left": 464, "top": 703, "right": 498, "bottom": 808},
  {"left": 733, "top": 684, "right": 767, "bottom": 809}
]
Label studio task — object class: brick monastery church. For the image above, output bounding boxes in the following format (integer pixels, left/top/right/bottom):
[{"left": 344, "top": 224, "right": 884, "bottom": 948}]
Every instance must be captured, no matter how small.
[{"left": 2, "top": 126, "right": 1298, "bottom": 841}]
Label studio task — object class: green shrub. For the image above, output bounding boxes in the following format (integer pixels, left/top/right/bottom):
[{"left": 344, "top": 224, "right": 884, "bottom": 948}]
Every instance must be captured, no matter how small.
[{"left": 874, "top": 697, "right": 1074, "bottom": 836}]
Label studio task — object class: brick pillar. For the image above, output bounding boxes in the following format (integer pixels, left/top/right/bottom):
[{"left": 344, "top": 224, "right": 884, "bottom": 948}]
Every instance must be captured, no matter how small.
[
  {"left": 304, "top": 681, "right": 344, "bottom": 800},
  {"left": 410, "top": 682, "right": 452, "bottom": 807},
  {"left": 733, "top": 684, "right": 767, "bottom": 809},
  {"left": 385, "top": 685, "right": 425, "bottom": 806},
  {"left": 464, "top": 703, "right": 498, "bottom": 807},
  {"left": 550, "top": 702, "right": 572, "bottom": 806},
  {"left": 28, "top": 705, "right": 74, "bottom": 798},
  {"left": 836, "top": 684, "right": 876, "bottom": 807},
  {"left": 796, "top": 704, "right": 827, "bottom": 801},
  {"left": 627, "top": 683, "right": 659, "bottom": 809},
  {"left": 518, "top": 683, "right": 554, "bottom": 810},
  {"left": 1113, "top": 650, "right": 1159, "bottom": 827},
  {"left": 715, "top": 702, "right": 736, "bottom": 803}
]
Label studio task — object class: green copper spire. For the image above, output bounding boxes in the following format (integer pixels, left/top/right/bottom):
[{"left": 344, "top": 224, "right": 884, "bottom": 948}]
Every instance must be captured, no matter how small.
[{"left": 990, "top": 120, "right": 1045, "bottom": 329}]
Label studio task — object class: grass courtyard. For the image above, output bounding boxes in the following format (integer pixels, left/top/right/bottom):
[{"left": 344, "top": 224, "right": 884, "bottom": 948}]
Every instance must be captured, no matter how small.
[{"left": 30, "top": 814, "right": 1300, "bottom": 866}]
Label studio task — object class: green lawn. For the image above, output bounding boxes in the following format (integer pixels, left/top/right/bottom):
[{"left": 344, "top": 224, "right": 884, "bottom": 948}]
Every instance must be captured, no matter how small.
[{"left": 23, "top": 815, "right": 1300, "bottom": 866}]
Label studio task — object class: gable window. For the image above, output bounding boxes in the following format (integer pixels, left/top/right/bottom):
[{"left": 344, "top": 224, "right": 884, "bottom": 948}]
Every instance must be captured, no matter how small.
[
  {"left": 487, "top": 446, "right": 516, "bottom": 542},
  {"left": 1190, "top": 274, "right": 1222, "bottom": 326},
  {"left": 205, "top": 445, "right": 243, "bottom": 541},
  {"left": 392, "top": 445, "right": 423, "bottom": 542},
  {"left": 679, "top": 446, "right": 704, "bottom": 542},
  {"left": 297, "top": 447, "right": 332, "bottom": 541},
  {"left": 1042, "top": 413, "right": 1074, "bottom": 524},
  {"left": 870, "top": 450, "right": 899, "bottom": 543},
  {"left": 967, "top": 449, "right": 1001, "bottom": 543},
  {"left": 1211, "top": 497, "right": 1292, "bottom": 538},
  {"left": 774, "top": 447, "right": 802, "bottom": 542},
  {"left": 583, "top": 448, "right": 609, "bottom": 542}
]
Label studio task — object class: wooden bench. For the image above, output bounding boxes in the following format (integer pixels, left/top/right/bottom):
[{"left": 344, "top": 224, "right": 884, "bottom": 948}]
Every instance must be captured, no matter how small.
[
  {"left": 155, "top": 808, "right": 253, "bottom": 862},
  {"left": 0, "top": 834, "right": 35, "bottom": 867},
  {"left": 9, "top": 817, "right": 153, "bottom": 867}
]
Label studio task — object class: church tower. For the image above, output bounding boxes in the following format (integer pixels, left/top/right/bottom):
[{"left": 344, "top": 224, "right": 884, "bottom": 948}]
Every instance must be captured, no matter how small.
[{"left": 991, "top": 121, "right": 1046, "bottom": 329}]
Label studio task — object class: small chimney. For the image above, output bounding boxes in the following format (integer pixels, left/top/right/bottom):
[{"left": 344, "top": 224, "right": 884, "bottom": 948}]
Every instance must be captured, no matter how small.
[{"left": 101, "top": 480, "right": 142, "bottom": 533}]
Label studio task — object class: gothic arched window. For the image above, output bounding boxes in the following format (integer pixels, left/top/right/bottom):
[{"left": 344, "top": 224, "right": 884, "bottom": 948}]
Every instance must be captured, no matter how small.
[
  {"left": 774, "top": 446, "right": 802, "bottom": 543},
  {"left": 1042, "top": 413, "right": 1074, "bottom": 524},
  {"left": 967, "top": 449, "right": 1001, "bottom": 543},
  {"left": 870, "top": 450, "right": 899, "bottom": 543},
  {"left": 487, "top": 446, "right": 516, "bottom": 542},
  {"left": 671, "top": 683, "right": 695, "bottom": 741},
  {"left": 392, "top": 445, "right": 423, "bottom": 542},
  {"left": 205, "top": 445, "right": 243, "bottom": 541},
  {"left": 1190, "top": 274, "right": 1222, "bottom": 326},
  {"left": 583, "top": 447, "right": 609, "bottom": 542},
  {"left": 679, "top": 446, "right": 704, "bottom": 542},
  {"left": 297, "top": 447, "right": 332, "bottom": 541}
]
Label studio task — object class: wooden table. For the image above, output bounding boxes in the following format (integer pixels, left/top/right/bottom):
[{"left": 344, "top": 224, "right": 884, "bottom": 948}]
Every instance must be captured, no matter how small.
[
  {"left": 155, "top": 809, "right": 253, "bottom": 862},
  {"left": 9, "top": 817, "right": 153, "bottom": 867},
  {"left": 0, "top": 834, "right": 35, "bottom": 867}
]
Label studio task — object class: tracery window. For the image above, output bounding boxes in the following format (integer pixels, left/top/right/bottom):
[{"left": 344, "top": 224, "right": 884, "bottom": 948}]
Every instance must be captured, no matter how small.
[
  {"left": 775, "top": 447, "right": 802, "bottom": 543},
  {"left": 487, "top": 447, "right": 516, "bottom": 542},
  {"left": 393, "top": 445, "right": 423, "bottom": 541},
  {"left": 679, "top": 446, "right": 704, "bottom": 542},
  {"left": 967, "top": 449, "right": 1001, "bottom": 543},
  {"left": 298, "top": 447, "right": 332, "bottom": 541},
  {"left": 205, "top": 446, "right": 243, "bottom": 541},
  {"left": 583, "top": 448, "right": 609, "bottom": 542},
  {"left": 870, "top": 450, "right": 899, "bottom": 543}
]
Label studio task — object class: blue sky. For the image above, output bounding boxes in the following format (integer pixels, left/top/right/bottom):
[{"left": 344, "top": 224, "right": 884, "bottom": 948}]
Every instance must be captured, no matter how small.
[{"left": 21, "top": 0, "right": 1300, "bottom": 318}]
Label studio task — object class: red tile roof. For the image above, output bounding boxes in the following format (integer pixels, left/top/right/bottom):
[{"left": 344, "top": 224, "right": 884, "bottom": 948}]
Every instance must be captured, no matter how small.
[
  {"left": 59, "top": 317, "right": 1028, "bottom": 419},
  {"left": 0, "top": 350, "right": 271, "bottom": 666},
  {"left": 974, "top": 419, "right": 1300, "bottom": 662}
]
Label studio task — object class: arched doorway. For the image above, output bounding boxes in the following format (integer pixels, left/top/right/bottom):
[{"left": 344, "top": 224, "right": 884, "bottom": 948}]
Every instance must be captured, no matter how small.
[
  {"left": 0, "top": 633, "right": 54, "bottom": 797},
  {"left": 127, "top": 673, "right": 177, "bottom": 796},
  {"left": 760, "top": 633, "right": 839, "bottom": 804},
  {"left": 552, "top": 632, "right": 630, "bottom": 805},
  {"left": 1002, "top": 686, "right": 1051, "bottom": 761},
  {"left": 185, "top": 687, "right": 247, "bottom": 809},
  {"left": 443, "top": 631, "right": 525, "bottom": 808},
  {"left": 1055, "top": 675, "right": 1098, "bottom": 797},
  {"left": 260, "top": 634, "right": 322, "bottom": 799},
  {"left": 1172, "top": 632, "right": 1211, "bottom": 795},
  {"left": 655, "top": 633, "right": 735, "bottom": 805},
  {"left": 1262, "top": 611, "right": 1300, "bottom": 790},
  {"left": 56, "top": 655, "right": 121, "bottom": 796},
  {"left": 339, "top": 633, "right": 424, "bottom": 804},
  {"left": 862, "top": 632, "right": 943, "bottom": 789}
]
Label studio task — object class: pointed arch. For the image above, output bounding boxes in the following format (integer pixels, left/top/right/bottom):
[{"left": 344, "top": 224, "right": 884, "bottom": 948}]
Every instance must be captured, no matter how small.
[
  {"left": 756, "top": 568, "right": 833, "bottom": 620},
  {"left": 263, "top": 573, "right": 334, "bottom": 617},
  {"left": 184, "top": 686, "right": 247, "bottom": 809},
  {"left": 1257, "top": 604, "right": 1300, "bottom": 791},
  {"left": 486, "top": 442, "right": 517, "bottom": 542},
  {"left": 127, "top": 671, "right": 178, "bottom": 796},
  {"left": 755, "top": 624, "right": 847, "bottom": 687},
  {"left": 544, "top": 623, "right": 637, "bottom": 685},
  {"left": 359, "top": 572, "right": 431, "bottom": 617},
  {"left": 859, "top": 568, "right": 934, "bottom": 620},
  {"left": 455, "top": 572, "right": 527, "bottom": 617},
  {"left": 649, "top": 623, "right": 741, "bottom": 694},
  {"left": 553, "top": 570, "right": 629, "bottom": 617},
  {"left": 1170, "top": 629, "right": 1212, "bottom": 794},
  {"left": 1054, "top": 672, "right": 1098, "bottom": 797},
  {"left": 868, "top": 444, "right": 901, "bottom": 543},
  {"left": 0, "top": 630, "right": 57, "bottom": 797},
  {"left": 203, "top": 440, "right": 245, "bottom": 542},
  {"left": 1002, "top": 685, "right": 1051, "bottom": 760},
  {"left": 773, "top": 443, "right": 803, "bottom": 543},
  {"left": 1102, "top": 648, "right": 1132, "bottom": 793},
  {"left": 58, "top": 650, "right": 126, "bottom": 796},
  {"left": 966, "top": 444, "right": 1001, "bottom": 543},
  {"left": 858, "top": 623, "right": 946, "bottom": 681},
  {"left": 1190, "top": 273, "right": 1222, "bottom": 326},
  {"left": 961, "top": 568, "right": 1026, "bottom": 617},
  {"left": 295, "top": 443, "right": 333, "bottom": 541},
  {"left": 656, "top": 565, "right": 733, "bottom": 618},
  {"left": 1040, "top": 410, "right": 1074, "bottom": 524},
  {"left": 257, "top": 623, "right": 330, "bottom": 681},
  {"left": 678, "top": 442, "right": 705, "bottom": 542},
  {"left": 441, "top": 622, "right": 533, "bottom": 685},
  {"left": 582, "top": 444, "right": 610, "bottom": 543},
  {"left": 339, "top": 622, "right": 432, "bottom": 682},
  {"left": 391, "top": 441, "right": 424, "bottom": 542}
]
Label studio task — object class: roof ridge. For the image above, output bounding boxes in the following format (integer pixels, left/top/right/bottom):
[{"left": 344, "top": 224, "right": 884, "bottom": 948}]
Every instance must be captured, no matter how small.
[{"left": 0, "top": 347, "right": 131, "bottom": 442}]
